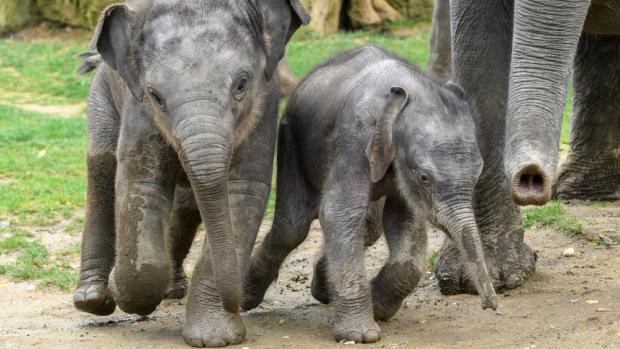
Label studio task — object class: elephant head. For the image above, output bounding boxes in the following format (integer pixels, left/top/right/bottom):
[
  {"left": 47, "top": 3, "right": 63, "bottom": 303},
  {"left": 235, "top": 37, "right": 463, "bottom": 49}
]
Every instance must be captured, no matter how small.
[
  {"left": 504, "top": 0, "right": 590, "bottom": 206},
  {"left": 92, "top": 0, "right": 308, "bottom": 313},
  {"left": 367, "top": 82, "right": 497, "bottom": 310}
]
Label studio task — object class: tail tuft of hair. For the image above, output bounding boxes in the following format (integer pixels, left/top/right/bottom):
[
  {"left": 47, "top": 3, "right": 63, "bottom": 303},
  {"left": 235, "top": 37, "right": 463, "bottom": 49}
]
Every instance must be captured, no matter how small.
[{"left": 76, "top": 51, "right": 102, "bottom": 75}]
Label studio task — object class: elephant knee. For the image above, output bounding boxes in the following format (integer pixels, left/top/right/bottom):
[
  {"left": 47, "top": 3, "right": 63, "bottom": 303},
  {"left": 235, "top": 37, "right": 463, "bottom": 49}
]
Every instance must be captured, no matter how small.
[{"left": 109, "top": 263, "right": 169, "bottom": 316}]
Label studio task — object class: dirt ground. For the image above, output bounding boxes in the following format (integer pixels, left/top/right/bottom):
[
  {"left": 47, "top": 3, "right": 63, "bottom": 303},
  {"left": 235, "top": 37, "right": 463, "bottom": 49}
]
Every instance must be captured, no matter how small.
[{"left": 1, "top": 201, "right": 619, "bottom": 349}]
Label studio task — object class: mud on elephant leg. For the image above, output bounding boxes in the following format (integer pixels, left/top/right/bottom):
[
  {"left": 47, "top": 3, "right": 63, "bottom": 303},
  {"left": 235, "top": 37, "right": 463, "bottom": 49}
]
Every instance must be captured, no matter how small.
[
  {"left": 434, "top": 168, "right": 537, "bottom": 295},
  {"left": 110, "top": 113, "right": 179, "bottom": 316},
  {"left": 554, "top": 33, "right": 620, "bottom": 201},
  {"left": 165, "top": 186, "right": 201, "bottom": 299},
  {"left": 371, "top": 196, "right": 425, "bottom": 321},
  {"left": 73, "top": 152, "right": 117, "bottom": 316},
  {"left": 74, "top": 75, "right": 119, "bottom": 316},
  {"left": 311, "top": 198, "right": 384, "bottom": 305}
]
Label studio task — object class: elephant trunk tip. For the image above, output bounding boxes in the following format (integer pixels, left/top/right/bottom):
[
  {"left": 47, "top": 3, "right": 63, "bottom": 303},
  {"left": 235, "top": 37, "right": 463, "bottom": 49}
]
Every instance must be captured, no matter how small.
[
  {"left": 478, "top": 279, "right": 498, "bottom": 311},
  {"left": 480, "top": 288, "right": 498, "bottom": 311},
  {"left": 511, "top": 162, "right": 551, "bottom": 206}
]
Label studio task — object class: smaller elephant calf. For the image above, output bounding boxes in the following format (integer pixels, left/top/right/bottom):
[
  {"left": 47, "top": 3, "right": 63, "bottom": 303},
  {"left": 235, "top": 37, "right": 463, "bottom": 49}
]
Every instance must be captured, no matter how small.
[{"left": 243, "top": 45, "right": 498, "bottom": 343}]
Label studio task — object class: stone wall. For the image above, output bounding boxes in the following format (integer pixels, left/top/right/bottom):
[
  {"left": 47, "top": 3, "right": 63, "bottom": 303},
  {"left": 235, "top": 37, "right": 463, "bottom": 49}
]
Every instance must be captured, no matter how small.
[
  {"left": 0, "top": 0, "right": 434, "bottom": 36},
  {"left": 0, "top": 0, "right": 35, "bottom": 35},
  {"left": 35, "top": 0, "right": 116, "bottom": 30},
  {"left": 0, "top": 0, "right": 115, "bottom": 35}
]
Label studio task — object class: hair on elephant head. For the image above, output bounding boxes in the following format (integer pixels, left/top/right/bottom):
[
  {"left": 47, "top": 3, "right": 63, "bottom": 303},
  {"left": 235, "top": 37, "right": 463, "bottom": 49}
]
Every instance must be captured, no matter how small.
[{"left": 90, "top": 0, "right": 308, "bottom": 314}]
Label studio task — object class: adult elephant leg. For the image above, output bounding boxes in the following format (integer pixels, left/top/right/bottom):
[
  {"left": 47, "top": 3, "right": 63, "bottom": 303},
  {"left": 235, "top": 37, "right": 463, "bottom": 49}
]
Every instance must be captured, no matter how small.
[
  {"left": 110, "top": 102, "right": 179, "bottom": 316},
  {"left": 165, "top": 185, "right": 201, "bottom": 299},
  {"left": 554, "top": 33, "right": 620, "bottom": 200},
  {"left": 434, "top": 0, "right": 536, "bottom": 294},
  {"left": 371, "top": 196, "right": 426, "bottom": 321},
  {"left": 427, "top": 0, "right": 451, "bottom": 83},
  {"left": 183, "top": 91, "right": 278, "bottom": 346},
  {"left": 74, "top": 70, "right": 119, "bottom": 316}
]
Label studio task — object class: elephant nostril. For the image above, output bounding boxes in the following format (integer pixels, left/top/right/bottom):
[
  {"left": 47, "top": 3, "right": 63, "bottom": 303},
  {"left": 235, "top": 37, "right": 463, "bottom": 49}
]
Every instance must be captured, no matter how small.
[
  {"left": 512, "top": 163, "right": 550, "bottom": 206},
  {"left": 531, "top": 174, "right": 544, "bottom": 192},
  {"left": 518, "top": 173, "right": 544, "bottom": 193},
  {"left": 518, "top": 174, "right": 529, "bottom": 191}
]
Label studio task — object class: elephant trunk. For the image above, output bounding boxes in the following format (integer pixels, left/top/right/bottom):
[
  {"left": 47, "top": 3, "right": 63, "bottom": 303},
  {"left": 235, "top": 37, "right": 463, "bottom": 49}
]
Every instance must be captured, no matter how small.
[
  {"left": 174, "top": 112, "right": 241, "bottom": 313},
  {"left": 505, "top": 0, "right": 590, "bottom": 206},
  {"left": 437, "top": 199, "right": 497, "bottom": 310}
]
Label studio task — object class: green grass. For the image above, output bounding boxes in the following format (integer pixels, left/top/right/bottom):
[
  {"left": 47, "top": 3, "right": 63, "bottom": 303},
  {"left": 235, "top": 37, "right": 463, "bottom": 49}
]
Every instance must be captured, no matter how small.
[
  {"left": 522, "top": 202, "right": 583, "bottom": 236},
  {"left": 0, "top": 104, "right": 87, "bottom": 225},
  {"left": 0, "top": 230, "right": 77, "bottom": 289},
  {"left": 590, "top": 201, "right": 607, "bottom": 208},
  {"left": 0, "top": 229, "right": 34, "bottom": 253},
  {"left": 287, "top": 19, "right": 431, "bottom": 78},
  {"left": 561, "top": 90, "right": 572, "bottom": 146},
  {"left": 0, "top": 39, "right": 91, "bottom": 105},
  {"left": 427, "top": 250, "right": 438, "bottom": 270}
]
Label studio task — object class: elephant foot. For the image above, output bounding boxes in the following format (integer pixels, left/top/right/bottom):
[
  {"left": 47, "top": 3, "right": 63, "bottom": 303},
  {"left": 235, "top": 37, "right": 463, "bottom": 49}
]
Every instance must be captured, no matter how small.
[
  {"left": 310, "top": 256, "right": 331, "bottom": 304},
  {"left": 554, "top": 162, "right": 620, "bottom": 201},
  {"left": 371, "top": 286, "right": 402, "bottom": 322},
  {"left": 108, "top": 267, "right": 163, "bottom": 316},
  {"left": 241, "top": 256, "right": 280, "bottom": 310},
  {"left": 165, "top": 269, "right": 187, "bottom": 299},
  {"left": 372, "top": 298, "right": 401, "bottom": 322},
  {"left": 183, "top": 309, "right": 245, "bottom": 347},
  {"left": 333, "top": 314, "right": 381, "bottom": 344},
  {"left": 73, "top": 277, "right": 116, "bottom": 316},
  {"left": 434, "top": 229, "right": 537, "bottom": 295}
]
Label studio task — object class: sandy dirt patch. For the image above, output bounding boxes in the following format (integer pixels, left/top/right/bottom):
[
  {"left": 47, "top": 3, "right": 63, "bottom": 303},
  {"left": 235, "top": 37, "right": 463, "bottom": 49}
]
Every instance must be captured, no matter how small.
[
  {"left": 0, "top": 201, "right": 618, "bottom": 349},
  {"left": 15, "top": 103, "right": 86, "bottom": 118}
]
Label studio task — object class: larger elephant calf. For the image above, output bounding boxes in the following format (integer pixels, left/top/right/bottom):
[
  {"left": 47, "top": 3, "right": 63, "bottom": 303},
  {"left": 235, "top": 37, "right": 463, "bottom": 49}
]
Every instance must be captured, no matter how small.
[{"left": 72, "top": 0, "right": 309, "bottom": 347}]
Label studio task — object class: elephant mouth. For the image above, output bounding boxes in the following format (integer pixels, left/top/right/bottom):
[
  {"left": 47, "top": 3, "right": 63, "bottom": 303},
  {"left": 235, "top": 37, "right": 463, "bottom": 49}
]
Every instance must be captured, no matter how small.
[{"left": 511, "top": 162, "right": 551, "bottom": 206}]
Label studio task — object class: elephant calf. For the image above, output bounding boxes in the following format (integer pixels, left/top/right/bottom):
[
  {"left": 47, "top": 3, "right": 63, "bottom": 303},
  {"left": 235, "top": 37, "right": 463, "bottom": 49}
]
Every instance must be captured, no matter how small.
[
  {"left": 72, "top": 0, "right": 309, "bottom": 347},
  {"left": 243, "top": 46, "right": 498, "bottom": 343}
]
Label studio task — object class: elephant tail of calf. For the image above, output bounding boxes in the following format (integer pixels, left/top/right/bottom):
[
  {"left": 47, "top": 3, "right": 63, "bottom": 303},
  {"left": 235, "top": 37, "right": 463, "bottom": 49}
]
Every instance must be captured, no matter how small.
[{"left": 76, "top": 51, "right": 102, "bottom": 75}]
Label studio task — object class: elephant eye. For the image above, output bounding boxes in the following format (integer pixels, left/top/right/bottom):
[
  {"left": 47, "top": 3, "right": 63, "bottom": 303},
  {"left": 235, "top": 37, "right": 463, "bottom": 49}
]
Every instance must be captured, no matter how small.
[
  {"left": 416, "top": 170, "right": 432, "bottom": 187},
  {"left": 147, "top": 87, "right": 167, "bottom": 112},
  {"left": 233, "top": 72, "right": 250, "bottom": 101}
]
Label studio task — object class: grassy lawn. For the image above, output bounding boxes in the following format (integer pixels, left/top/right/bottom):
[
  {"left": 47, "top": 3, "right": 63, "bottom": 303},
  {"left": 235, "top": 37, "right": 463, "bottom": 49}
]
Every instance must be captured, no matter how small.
[
  {"left": 0, "top": 21, "right": 576, "bottom": 289},
  {"left": 522, "top": 201, "right": 583, "bottom": 236}
]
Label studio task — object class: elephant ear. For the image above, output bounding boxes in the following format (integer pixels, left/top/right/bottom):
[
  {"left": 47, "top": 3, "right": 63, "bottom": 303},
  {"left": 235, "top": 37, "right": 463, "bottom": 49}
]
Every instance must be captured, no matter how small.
[
  {"left": 257, "top": 0, "right": 311, "bottom": 80},
  {"left": 91, "top": 4, "right": 142, "bottom": 100},
  {"left": 366, "top": 87, "right": 410, "bottom": 183}
]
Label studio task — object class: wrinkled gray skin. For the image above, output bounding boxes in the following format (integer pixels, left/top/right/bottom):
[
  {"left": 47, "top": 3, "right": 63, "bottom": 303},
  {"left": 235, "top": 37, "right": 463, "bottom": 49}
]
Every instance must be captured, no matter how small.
[
  {"left": 243, "top": 46, "right": 498, "bottom": 344},
  {"left": 433, "top": 0, "right": 620, "bottom": 296},
  {"left": 72, "top": 0, "right": 309, "bottom": 347},
  {"left": 426, "top": 0, "right": 451, "bottom": 83}
]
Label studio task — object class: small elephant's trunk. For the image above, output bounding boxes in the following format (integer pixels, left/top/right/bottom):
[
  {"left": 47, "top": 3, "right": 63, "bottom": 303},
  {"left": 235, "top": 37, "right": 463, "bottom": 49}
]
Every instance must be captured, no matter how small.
[
  {"left": 175, "top": 113, "right": 242, "bottom": 313},
  {"left": 437, "top": 201, "right": 497, "bottom": 310}
]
